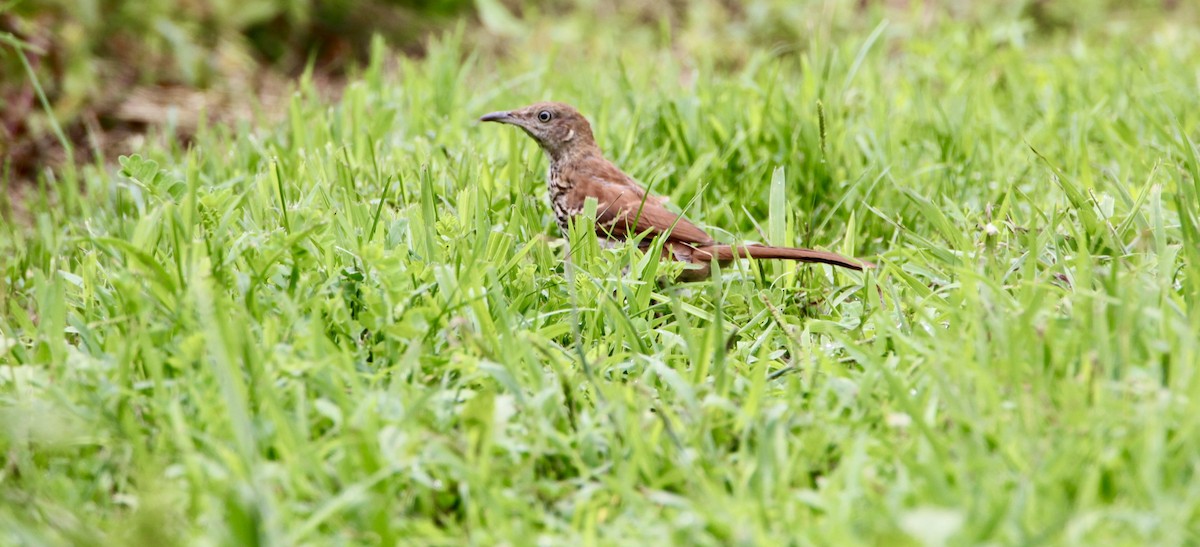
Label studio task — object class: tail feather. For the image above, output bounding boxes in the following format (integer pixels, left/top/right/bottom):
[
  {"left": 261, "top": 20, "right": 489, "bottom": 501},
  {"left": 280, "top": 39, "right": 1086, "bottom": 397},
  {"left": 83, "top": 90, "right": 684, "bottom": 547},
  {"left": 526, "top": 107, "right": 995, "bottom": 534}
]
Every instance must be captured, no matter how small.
[{"left": 696, "top": 244, "right": 872, "bottom": 271}]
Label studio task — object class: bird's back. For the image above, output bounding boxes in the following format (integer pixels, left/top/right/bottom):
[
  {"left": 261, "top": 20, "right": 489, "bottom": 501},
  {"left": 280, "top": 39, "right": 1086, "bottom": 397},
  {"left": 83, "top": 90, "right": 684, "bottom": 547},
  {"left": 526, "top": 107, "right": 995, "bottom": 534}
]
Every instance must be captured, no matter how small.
[{"left": 551, "top": 153, "right": 714, "bottom": 246}]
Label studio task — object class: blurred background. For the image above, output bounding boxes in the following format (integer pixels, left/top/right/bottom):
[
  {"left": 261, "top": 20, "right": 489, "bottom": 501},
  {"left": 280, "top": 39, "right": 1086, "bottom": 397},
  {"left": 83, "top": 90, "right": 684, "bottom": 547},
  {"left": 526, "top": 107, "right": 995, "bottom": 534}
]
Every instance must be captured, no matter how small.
[{"left": 0, "top": 0, "right": 1192, "bottom": 184}]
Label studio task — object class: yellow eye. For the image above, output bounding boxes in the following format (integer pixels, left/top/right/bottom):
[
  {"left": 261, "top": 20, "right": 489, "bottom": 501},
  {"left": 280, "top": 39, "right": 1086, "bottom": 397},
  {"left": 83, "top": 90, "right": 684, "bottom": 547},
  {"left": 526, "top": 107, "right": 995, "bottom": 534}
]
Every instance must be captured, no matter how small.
[{"left": 537, "top": 110, "right": 552, "bottom": 122}]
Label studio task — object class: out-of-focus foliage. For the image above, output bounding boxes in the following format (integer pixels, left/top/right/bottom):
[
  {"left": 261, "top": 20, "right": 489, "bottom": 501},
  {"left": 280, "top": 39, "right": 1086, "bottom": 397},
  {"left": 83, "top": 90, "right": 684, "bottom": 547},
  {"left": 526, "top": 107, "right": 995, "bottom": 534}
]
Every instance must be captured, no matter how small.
[
  {"left": 0, "top": 0, "right": 473, "bottom": 177},
  {"left": 0, "top": 0, "right": 1194, "bottom": 178}
]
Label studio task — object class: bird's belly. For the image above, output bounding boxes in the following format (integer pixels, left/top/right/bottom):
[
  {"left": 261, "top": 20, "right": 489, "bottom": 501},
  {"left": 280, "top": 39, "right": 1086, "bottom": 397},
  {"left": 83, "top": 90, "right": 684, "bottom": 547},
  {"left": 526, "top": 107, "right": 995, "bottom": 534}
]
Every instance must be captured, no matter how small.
[
  {"left": 550, "top": 197, "right": 572, "bottom": 236},
  {"left": 548, "top": 184, "right": 576, "bottom": 235}
]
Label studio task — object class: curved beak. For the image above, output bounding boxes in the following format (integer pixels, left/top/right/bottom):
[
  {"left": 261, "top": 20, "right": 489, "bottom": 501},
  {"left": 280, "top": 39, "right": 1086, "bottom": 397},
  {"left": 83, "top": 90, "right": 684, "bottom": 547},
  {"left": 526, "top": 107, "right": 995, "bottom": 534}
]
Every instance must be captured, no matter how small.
[{"left": 479, "top": 111, "right": 513, "bottom": 123}]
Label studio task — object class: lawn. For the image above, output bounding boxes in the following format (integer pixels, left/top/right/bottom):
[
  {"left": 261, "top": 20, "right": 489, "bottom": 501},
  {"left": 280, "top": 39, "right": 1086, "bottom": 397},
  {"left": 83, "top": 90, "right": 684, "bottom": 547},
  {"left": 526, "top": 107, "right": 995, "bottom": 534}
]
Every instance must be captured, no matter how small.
[{"left": 2, "top": 2, "right": 1199, "bottom": 544}]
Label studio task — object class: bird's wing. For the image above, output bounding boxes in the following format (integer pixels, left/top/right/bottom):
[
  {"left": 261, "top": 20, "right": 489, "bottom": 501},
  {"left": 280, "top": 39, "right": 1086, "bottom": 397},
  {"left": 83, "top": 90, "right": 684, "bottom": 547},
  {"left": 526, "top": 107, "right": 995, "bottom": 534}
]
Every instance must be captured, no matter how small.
[{"left": 564, "top": 159, "right": 712, "bottom": 245}]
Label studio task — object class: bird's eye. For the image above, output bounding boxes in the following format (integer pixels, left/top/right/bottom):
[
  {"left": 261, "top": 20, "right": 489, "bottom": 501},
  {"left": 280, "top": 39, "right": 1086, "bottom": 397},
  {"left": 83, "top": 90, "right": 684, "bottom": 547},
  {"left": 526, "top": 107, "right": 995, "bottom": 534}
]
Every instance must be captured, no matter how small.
[{"left": 537, "top": 110, "right": 552, "bottom": 122}]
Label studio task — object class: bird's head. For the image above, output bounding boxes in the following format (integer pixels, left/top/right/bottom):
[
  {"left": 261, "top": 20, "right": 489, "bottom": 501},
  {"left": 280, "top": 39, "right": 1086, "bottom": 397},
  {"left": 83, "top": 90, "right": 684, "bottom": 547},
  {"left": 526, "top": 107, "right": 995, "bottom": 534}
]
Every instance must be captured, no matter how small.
[{"left": 479, "top": 102, "right": 597, "bottom": 160}]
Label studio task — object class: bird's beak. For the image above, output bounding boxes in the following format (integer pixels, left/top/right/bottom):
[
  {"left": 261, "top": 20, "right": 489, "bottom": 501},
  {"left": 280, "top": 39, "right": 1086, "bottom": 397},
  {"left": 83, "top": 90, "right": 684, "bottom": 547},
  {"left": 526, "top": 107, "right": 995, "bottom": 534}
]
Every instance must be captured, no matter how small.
[{"left": 479, "top": 111, "right": 513, "bottom": 123}]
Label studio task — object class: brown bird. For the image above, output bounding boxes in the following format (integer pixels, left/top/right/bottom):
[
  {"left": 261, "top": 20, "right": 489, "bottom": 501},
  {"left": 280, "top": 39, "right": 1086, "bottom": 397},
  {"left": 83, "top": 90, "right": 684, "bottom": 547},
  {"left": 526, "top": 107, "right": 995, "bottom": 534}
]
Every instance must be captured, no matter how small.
[{"left": 480, "top": 102, "right": 872, "bottom": 281}]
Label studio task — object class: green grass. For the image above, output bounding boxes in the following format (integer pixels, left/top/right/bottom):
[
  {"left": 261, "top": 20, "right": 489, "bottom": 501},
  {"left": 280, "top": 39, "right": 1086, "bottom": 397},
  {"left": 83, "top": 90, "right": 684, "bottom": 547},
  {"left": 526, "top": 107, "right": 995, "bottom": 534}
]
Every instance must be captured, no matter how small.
[{"left": 3, "top": 2, "right": 1200, "bottom": 544}]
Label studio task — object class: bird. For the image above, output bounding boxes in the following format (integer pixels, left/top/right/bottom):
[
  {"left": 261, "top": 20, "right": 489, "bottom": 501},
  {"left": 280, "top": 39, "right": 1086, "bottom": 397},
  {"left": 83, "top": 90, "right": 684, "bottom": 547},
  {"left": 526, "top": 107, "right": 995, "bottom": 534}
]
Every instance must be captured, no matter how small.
[{"left": 479, "top": 101, "right": 873, "bottom": 281}]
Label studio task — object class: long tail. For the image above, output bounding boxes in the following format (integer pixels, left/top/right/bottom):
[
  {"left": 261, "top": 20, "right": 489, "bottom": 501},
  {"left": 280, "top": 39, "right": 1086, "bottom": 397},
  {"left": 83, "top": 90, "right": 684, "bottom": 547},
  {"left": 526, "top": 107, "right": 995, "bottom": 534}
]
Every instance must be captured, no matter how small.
[{"left": 695, "top": 244, "right": 873, "bottom": 271}]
